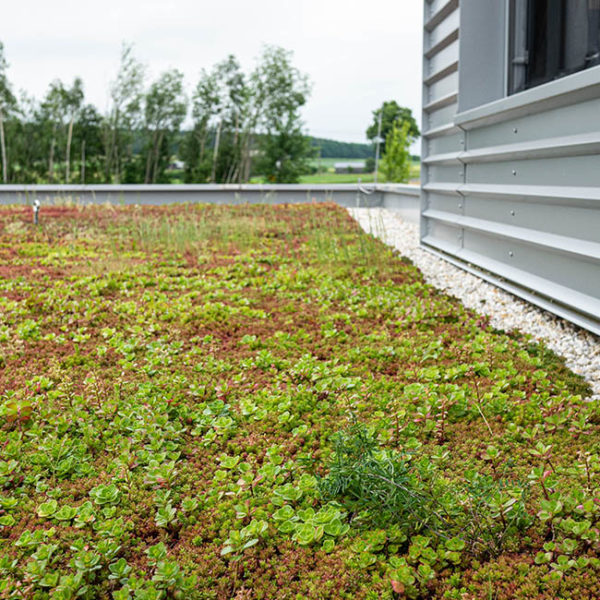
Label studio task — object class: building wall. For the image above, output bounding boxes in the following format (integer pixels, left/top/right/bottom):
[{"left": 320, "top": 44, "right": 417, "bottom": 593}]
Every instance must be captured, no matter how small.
[
  {"left": 421, "top": 0, "right": 600, "bottom": 335},
  {"left": 420, "top": 0, "right": 462, "bottom": 263}
]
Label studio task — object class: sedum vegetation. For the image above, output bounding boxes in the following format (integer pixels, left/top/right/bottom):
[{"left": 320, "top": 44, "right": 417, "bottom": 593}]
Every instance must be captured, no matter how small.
[{"left": 0, "top": 203, "right": 599, "bottom": 599}]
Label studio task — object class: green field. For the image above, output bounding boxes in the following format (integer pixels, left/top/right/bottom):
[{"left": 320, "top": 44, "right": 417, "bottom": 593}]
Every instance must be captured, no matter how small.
[
  {"left": 299, "top": 172, "right": 380, "bottom": 184},
  {"left": 250, "top": 158, "right": 421, "bottom": 185},
  {"left": 298, "top": 170, "right": 420, "bottom": 185}
]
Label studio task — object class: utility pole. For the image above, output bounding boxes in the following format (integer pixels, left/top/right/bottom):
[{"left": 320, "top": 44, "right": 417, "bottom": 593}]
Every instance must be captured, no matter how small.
[{"left": 373, "top": 110, "right": 383, "bottom": 184}]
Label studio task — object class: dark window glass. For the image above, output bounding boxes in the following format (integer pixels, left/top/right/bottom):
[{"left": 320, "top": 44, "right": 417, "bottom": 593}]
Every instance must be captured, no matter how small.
[{"left": 509, "top": 0, "right": 600, "bottom": 94}]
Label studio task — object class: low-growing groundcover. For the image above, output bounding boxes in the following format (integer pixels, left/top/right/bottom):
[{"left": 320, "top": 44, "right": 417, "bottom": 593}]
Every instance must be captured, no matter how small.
[{"left": 0, "top": 202, "right": 598, "bottom": 600}]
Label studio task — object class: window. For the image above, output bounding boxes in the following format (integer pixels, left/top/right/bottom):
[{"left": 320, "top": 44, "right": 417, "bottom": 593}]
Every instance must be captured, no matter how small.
[{"left": 509, "top": 0, "right": 600, "bottom": 95}]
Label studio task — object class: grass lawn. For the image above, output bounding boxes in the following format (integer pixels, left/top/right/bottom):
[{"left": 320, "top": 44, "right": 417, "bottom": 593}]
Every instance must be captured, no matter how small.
[
  {"left": 249, "top": 158, "right": 421, "bottom": 185},
  {"left": 0, "top": 203, "right": 598, "bottom": 599},
  {"left": 299, "top": 172, "right": 380, "bottom": 184}
]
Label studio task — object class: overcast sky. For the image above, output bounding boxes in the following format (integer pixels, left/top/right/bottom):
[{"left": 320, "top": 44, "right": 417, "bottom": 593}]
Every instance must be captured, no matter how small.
[{"left": 3, "top": 0, "right": 423, "bottom": 144}]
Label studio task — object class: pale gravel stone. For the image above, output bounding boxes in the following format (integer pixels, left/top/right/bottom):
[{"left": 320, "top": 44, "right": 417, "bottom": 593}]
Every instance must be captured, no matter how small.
[{"left": 349, "top": 207, "right": 600, "bottom": 401}]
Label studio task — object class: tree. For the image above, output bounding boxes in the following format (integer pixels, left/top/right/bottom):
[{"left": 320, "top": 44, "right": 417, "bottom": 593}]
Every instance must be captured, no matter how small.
[
  {"left": 74, "top": 104, "right": 104, "bottom": 183},
  {"left": 380, "top": 121, "right": 411, "bottom": 183},
  {"left": 183, "top": 68, "right": 220, "bottom": 182},
  {"left": 0, "top": 42, "right": 16, "bottom": 183},
  {"left": 209, "top": 55, "right": 252, "bottom": 183},
  {"left": 40, "top": 80, "right": 67, "bottom": 182},
  {"left": 0, "top": 42, "right": 323, "bottom": 185},
  {"left": 252, "top": 46, "right": 313, "bottom": 183},
  {"left": 63, "top": 78, "right": 84, "bottom": 182},
  {"left": 310, "top": 137, "right": 373, "bottom": 159},
  {"left": 257, "top": 128, "right": 313, "bottom": 183},
  {"left": 105, "top": 43, "right": 145, "bottom": 182},
  {"left": 185, "top": 54, "right": 262, "bottom": 184},
  {"left": 143, "top": 69, "right": 187, "bottom": 183},
  {"left": 8, "top": 92, "right": 40, "bottom": 183},
  {"left": 366, "top": 101, "right": 419, "bottom": 154}
]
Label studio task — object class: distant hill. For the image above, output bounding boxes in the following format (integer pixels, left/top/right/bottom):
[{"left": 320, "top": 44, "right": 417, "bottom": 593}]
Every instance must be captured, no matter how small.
[{"left": 309, "top": 137, "right": 374, "bottom": 159}]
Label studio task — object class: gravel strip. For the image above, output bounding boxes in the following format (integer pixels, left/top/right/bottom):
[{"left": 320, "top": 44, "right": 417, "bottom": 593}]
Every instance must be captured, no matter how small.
[{"left": 349, "top": 207, "right": 600, "bottom": 401}]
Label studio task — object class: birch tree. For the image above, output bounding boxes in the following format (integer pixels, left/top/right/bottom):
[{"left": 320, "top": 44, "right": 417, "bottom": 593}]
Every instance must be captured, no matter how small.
[
  {"left": 143, "top": 70, "right": 187, "bottom": 183},
  {"left": 63, "top": 78, "right": 84, "bottom": 182},
  {"left": 252, "top": 46, "right": 312, "bottom": 183},
  {"left": 212, "top": 55, "right": 251, "bottom": 183},
  {"left": 105, "top": 44, "right": 145, "bottom": 182},
  {"left": 183, "top": 68, "right": 220, "bottom": 182},
  {"left": 40, "top": 81, "right": 65, "bottom": 182}
]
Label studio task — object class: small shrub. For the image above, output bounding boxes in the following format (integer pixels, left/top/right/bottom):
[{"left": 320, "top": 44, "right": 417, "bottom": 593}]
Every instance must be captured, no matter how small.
[{"left": 318, "top": 423, "right": 530, "bottom": 557}]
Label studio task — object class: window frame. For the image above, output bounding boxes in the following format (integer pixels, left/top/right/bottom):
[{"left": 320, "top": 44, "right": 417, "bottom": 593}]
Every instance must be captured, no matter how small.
[{"left": 508, "top": 0, "right": 600, "bottom": 96}]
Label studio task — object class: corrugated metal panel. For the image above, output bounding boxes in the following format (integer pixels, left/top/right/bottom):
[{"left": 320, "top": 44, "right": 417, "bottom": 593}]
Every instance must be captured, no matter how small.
[
  {"left": 421, "top": 0, "right": 462, "bottom": 264},
  {"left": 421, "top": 1, "right": 600, "bottom": 335}
]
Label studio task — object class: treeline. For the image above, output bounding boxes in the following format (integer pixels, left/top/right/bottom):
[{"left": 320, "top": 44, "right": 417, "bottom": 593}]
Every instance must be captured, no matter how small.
[
  {"left": 310, "top": 138, "right": 374, "bottom": 159},
  {"left": 0, "top": 42, "right": 313, "bottom": 184}
]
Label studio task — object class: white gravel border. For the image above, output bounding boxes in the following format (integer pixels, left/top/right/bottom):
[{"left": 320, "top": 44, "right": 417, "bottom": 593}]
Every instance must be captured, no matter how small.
[{"left": 349, "top": 207, "right": 600, "bottom": 401}]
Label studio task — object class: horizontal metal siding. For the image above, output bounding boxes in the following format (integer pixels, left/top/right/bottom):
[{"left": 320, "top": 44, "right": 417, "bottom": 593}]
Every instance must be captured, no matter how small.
[
  {"left": 421, "top": 1, "right": 600, "bottom": 334},
  {"left": 421, "top": 0, "right": 462, "bottom": 266},
  {"left": 466, "top": 97, "right": 600, "bottom": 149}
]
